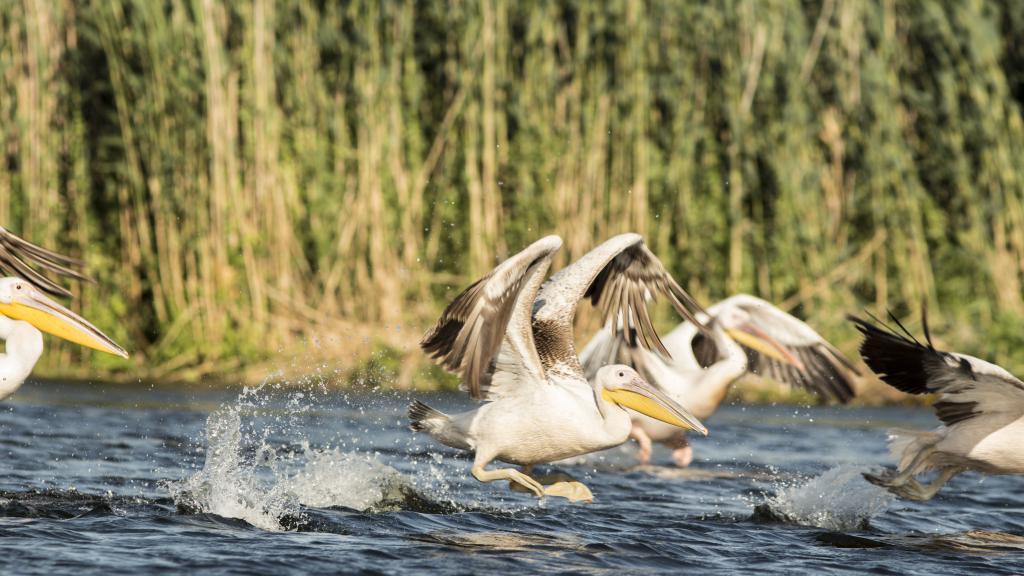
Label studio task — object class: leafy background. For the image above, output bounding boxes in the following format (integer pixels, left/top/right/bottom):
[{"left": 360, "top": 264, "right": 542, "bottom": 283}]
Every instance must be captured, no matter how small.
[{"left": 3, "top": 0, "right": 1023, "bottom": 400}]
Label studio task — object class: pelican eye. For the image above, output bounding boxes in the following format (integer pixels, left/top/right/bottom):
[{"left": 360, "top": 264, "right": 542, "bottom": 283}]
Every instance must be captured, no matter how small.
[{"left": 617, "top": 371, "right": 625, "bottom": 378}]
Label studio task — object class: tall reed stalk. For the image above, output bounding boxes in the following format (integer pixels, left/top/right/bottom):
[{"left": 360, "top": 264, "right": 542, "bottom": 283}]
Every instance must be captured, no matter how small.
[{"left": 1, "top": 0, "right": 1023, "bottom": 386}]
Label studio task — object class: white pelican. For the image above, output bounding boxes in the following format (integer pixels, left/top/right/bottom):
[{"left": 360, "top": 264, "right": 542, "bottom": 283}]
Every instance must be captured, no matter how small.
[
  {"left": 854, "top": 312, "right": 1024, "bottom": 500},
  {"left": 581, "top": 294, "right": 859, "bottom": 466},
  {"left": 0, "top": 228, "right": 127, "bottom": 400},
  {"left": 409, "top": 234, "right": 708, "bottom": 502}
]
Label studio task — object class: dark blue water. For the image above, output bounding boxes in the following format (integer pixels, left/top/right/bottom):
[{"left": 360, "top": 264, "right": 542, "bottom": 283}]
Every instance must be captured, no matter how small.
[{"left": 1, "top": 379, "right": 1022, "bottom": 574}]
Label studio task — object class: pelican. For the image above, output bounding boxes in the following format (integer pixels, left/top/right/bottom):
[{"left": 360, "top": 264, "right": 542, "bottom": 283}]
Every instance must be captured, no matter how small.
[
  {"left": 581, "top": 294, "right": 859, "bottom": 466},
  {"left": 854, "top": 312, "right": 1024, "bottom": 501},
  {"left": 409, "top": 234, "right": 708, "bottom": 502},
  {"left": 0, "top": 227, "right": 128, "bottom": 400}
]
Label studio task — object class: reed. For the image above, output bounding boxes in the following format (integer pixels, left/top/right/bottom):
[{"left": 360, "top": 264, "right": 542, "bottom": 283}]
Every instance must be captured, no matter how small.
[{"left": 2, "top": 0, "right": 1024, "bottom": 393}]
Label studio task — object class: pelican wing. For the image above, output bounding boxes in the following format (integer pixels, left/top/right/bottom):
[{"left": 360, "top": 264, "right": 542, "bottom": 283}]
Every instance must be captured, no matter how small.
[
  {"left": 579, "top": 323, "right": 655, "bottom": 382},
  {"left": 421, "top": 236, "right": 562, "bottom": 400},
  {"left": 721, "top": 295, "right": 859, "bottom": 403},
  {"left": 0, "top": 226, "right": 90, "bottom": 298},
  {"left": 534, "top": 233, "right": 704, "bottom": 373},
  {"left": 852, "top": 313, "right": 1024, "bottom": 425}
]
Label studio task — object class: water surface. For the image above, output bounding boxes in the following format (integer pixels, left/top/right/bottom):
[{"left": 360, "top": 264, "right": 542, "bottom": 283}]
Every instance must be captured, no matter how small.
[{"left": 2, "top": 379, "right": 1022, "bottom": 574}]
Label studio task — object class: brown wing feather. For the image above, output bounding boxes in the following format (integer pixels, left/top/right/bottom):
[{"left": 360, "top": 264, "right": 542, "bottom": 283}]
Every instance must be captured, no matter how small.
[
  {"left": 0, "top": 226, "right": 91, "bottom": 298},
  {"left": 584, "top": 242, "right": 706, "bottom": 359},
  {"left": 420, "top": 236, "right": 560, "bottom": 399},
  {"left": 746, "top": 335, "right": 858, "bottom": 404}
]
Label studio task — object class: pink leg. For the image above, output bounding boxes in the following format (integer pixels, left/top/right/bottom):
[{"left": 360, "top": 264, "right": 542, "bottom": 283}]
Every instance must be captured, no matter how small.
[
  {"left": 666, "top": 433, "right": 692, "bottom": 468},
  {"left": 630, "top": 424, "right": 652, "bottom": 465}
]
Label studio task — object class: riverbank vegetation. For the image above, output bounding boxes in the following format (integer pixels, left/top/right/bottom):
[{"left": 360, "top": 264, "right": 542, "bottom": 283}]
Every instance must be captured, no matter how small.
[{"left": 3, "top": 1, "right": 1024, "bottom": 402}]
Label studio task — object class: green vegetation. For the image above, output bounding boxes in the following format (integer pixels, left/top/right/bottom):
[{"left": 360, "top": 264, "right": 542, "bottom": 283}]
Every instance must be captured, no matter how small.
[{"left": 2, "top": 1, "right": 1024, "bottom": 396}]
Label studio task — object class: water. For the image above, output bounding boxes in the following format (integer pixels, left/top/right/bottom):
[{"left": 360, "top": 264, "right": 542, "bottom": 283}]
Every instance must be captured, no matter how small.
[{"left": 2, "top": 379, "right": 1023, "bottom": 574}]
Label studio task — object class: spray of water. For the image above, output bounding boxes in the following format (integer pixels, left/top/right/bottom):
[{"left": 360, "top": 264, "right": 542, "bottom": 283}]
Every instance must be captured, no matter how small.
[
  {"left": 755, "top": 465, "right": 894, "bottom": 531},
  {"left": 166, "top": 377, "right": 437, "bottom": 531}
]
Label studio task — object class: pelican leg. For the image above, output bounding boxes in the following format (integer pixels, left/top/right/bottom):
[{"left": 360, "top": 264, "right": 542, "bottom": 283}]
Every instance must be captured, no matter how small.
[
  {"left": 916, "top": 467, "right": 964, "bottom": 500},
  {"left": 506, "top": 465, "right": 541, "bottom": 493},
  {"left": 666, "top": 433, "right": 693, "bottom": 468},
  {"left": 881, "top": 476, "right": 925, "bottom": 499},
  {"left": 472, "top": 464, "right": 545, "bottom": 498},
  {"left": 892, "top": 443, "right": 938, "bottom": 482},
  {"left": 631, "top": 424, "right": 652, "bottom": 465}
]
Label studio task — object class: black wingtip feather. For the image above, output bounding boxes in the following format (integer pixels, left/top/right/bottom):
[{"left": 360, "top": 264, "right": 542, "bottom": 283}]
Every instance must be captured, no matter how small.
[
  {"left": 849, "top": 313, "right": 935, "bottom": 395},
  {"left": 920, "top": 303, "right": 935, "bottom": 349}
]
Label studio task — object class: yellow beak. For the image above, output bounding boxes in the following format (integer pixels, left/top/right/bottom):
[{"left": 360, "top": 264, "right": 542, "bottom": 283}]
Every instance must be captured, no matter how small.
[
  {"left": 725, "top": 326, "right": 804, "bottom": 369},
  {"left": 0, "top": 284, "right": 128, "bottom": 358},
  {"left": 602, "top": 377, "right": 708, "bottom": 435}
]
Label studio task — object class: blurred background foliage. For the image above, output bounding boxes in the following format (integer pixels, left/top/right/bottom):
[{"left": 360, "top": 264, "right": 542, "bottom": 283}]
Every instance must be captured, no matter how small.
[{"left": 2, "top": 0, "right": 1024, "bottom": 397}]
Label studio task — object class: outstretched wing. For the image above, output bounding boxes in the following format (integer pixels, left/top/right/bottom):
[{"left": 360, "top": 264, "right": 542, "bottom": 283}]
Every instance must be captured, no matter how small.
[
  {"left": 421, "top": 235, "right": 562, "bottom": 400},
  {"left": 722, "top": 295, "right": 859, "bottom": 403},
  {"left": 0, "top": 226, "right": 91, "bottom": 298},
  {"left": 533, "top": 233, "right": 705, "bottom": 372},
  {"left": 851, "top": 313, "right": 1024, "bottom": 426}
]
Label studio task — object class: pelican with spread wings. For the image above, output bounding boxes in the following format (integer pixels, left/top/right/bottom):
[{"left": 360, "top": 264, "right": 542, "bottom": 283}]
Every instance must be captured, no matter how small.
[
  {"left": 854, "top": 312, "right": 1024, "bottom": 500},
  {"left": 409, "top": 234, "right": 708, "bottom": 502},
  {"left": 581, "top": 294, "right": 859, "bottom": 466},
  {"left": 0, "top": 227, "right": 127, "bottom": 400}
]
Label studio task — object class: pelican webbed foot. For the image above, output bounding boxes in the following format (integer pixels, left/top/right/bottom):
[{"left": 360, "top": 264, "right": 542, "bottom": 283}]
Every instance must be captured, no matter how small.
[
  {"left": 863, "top": 466, "right": 963, "bottom": 501},
  {"left": 542, "top": 481, "right": 593, "bottom": 503},
  {"left": 506, "top": 468, "right": 593, "bottom": 502},
  {"left": 862, "top": 468, "right": 899, "bottom": 488},
  {"left": 875, "top": 467, "right": 964, "bottom": 501}
]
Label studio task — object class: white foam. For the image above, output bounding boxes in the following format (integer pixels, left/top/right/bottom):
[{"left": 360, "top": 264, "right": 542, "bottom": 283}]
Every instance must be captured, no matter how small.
[
  {"left": 286, "top": 444, "right": 410, "bottom": 510},
  {"left": 167, "top": 383, "right": 422, "bottom": 531},
  {"left": 764, "top": 465, "right": 894, "bottom": 531}
]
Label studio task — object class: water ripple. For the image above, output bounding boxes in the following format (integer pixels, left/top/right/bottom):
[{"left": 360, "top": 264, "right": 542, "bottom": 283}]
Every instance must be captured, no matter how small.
[{"left": 1, "top": 382, "right": 1022, "bottom": 574}]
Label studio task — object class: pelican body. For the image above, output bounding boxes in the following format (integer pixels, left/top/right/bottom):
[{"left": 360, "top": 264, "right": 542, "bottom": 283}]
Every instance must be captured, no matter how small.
[
  {"left": 581, "top": 294, "right": 858, "bottom": 466},
  {"left": 410, "top": 234, "right": 707, "bottom": 501},
  {"left": 412, "top": 365, "right": 690, "bottom": 469},
  {"left": 854, "top": 313, "right": 1024, "bottom": 500},
  {"left": 0, "top": 313, "right": 43, "bottom": 398}
]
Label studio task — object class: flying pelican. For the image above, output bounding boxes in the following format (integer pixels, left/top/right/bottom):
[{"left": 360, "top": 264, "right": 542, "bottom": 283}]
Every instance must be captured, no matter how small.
[
  {"left": 409, "top": 234, "right": 708, "bottom": 502},
  {"left": 581, "top": 294, "right": 859, "bottom": 466},
  {"left": 854, "top": 312, "right": 1024, "bottom": 501},
  {"left": 0, "top": 227, "right": 127, "bottom": 400}
]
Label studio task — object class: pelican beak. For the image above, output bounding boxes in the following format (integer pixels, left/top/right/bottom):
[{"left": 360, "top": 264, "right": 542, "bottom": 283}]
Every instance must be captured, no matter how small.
[
  {"left": 725, "top": 325, "right": 804, "bottom": 370},
  {"left": 0, "top": 285, "right": 128, "bottom": 358},
  {"left": 602, "top": 375, "right": 708, "bottom": 436}
]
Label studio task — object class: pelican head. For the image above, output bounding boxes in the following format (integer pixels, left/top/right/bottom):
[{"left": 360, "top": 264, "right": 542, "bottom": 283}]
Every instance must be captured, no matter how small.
[
  {"left": 0, "top": 277, "right": 128, "bottom": 358},
  {"left": 716, "top": 306, "right": 804, "bottom": 369},
  {"left": 596, "top": 365, "right": 708, "bottom": 435}
]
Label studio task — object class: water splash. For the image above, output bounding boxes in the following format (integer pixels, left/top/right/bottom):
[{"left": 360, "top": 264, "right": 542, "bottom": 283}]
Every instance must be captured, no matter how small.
[
  {"left": 167, "top": 380, "right": 434, "bottom": 531},
  {"left": 754, "top": 465, "right": 894, "bottom": 531},
  {"left": 169, "top": 408, "right": 292, "bottom": 531}
]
